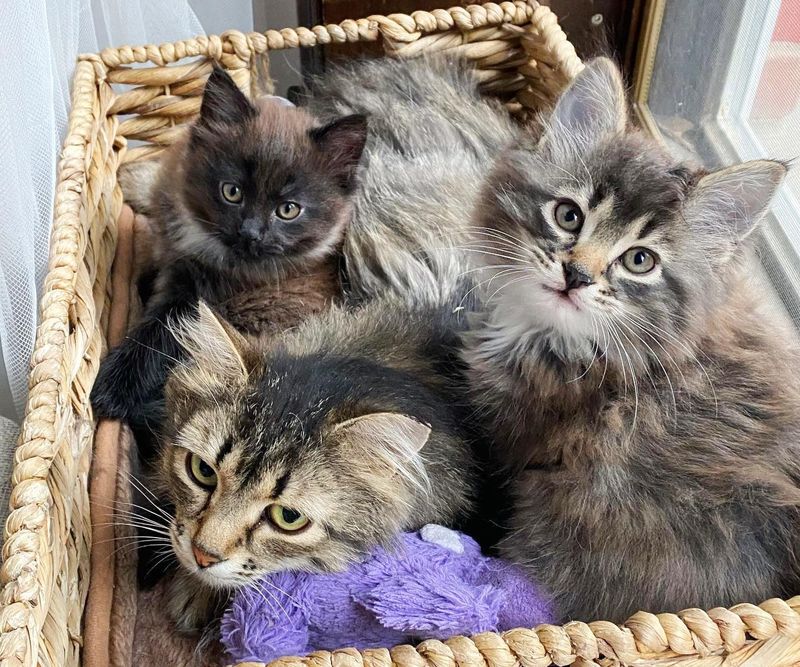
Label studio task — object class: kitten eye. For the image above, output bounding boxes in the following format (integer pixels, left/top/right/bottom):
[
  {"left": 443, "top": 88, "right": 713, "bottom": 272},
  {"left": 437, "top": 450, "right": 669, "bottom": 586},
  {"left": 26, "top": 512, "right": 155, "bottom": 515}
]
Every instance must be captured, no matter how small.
[
  {"left": 554, "top": 200, "right": 584, "bottom": 232},
  {"left": 186, "top": 453, "right": 218, "bottom": 490},
  {"left": 275, "top": 202, "right": 302, "bottom": 220},
  {"left": 621, "top": 247, "right": 658, "bottom": 274},
  {"left": 220, "top": 182, "right": 243, "bottom": 204},
  {"left": 266, "top": 504, "right": 310, "bottom": 532}
]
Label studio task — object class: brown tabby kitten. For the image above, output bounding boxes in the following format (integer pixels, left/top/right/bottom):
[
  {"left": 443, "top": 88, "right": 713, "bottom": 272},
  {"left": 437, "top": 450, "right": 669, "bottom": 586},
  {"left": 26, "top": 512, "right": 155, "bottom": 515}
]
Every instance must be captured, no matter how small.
[
  {"left": 157, "top": 296, "right": 480, "bottom": 632},
  {"left": 91, "top": 66, "right": 367, "bottom": 457},
  {"left": 466, "top": 57, "right": 800, "bottom": 622}
]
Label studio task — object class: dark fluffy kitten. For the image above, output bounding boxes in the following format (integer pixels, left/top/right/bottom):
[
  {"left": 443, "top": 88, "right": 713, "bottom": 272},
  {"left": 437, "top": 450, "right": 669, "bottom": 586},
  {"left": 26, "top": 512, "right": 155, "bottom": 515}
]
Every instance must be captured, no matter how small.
[
  {"left": 466, "top": 58, "right": 800, "bottom": 621},
  {"left": 91, "top": 66, "right": 367, "bottom": 453},
  {"left": 156, "top": 295, "right": 480, "bottom": 632}
]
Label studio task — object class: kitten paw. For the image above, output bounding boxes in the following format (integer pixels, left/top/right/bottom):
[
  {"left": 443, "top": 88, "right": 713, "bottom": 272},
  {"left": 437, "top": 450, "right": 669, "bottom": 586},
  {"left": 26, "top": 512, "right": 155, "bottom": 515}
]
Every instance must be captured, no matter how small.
[{"left": 91, "top": 354, "right": 133, "bottom": 420}]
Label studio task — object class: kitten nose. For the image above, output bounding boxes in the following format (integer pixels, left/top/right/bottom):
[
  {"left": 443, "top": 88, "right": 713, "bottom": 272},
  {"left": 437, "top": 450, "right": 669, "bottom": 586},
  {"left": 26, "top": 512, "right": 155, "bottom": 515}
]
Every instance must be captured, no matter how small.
[
  {"left": 563, "top": 262, "right": 595, "bottom": 291},
  {"left": 191, "top": 542, "right": 223, "bottom": 568},
  {"left": 240, "top": 217, "right": 265, "bottom": 242}
]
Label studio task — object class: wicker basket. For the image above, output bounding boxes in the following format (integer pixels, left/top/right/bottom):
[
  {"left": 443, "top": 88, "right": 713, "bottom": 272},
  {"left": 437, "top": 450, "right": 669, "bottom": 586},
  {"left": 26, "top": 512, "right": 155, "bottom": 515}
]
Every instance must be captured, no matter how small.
[{"left": 2, "top": 2, "right": 800, "bottom": 666}]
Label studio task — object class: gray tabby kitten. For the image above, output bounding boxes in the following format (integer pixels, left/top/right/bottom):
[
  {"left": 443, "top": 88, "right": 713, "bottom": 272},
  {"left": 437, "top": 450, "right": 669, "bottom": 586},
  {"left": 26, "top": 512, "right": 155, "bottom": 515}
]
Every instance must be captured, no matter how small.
[
  {"left": 158, "top": 295, "right": 479, "bottom": 632},
  {"left": 465, "top": 57, "right": 800, "bottom": 621}
]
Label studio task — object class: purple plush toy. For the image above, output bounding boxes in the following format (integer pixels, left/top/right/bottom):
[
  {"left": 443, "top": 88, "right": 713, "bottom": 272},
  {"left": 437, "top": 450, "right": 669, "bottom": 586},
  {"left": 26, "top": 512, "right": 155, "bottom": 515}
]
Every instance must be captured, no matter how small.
[{"left": 220, "top": 525, "right": 552, "bottom": 664}]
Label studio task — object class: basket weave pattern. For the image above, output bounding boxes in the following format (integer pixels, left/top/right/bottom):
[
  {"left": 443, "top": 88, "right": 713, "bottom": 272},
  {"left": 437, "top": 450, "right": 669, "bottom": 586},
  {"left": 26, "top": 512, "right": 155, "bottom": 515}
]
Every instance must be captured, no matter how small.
[{"left": 1, "top": 2, "right": 799, "bottom": 666}]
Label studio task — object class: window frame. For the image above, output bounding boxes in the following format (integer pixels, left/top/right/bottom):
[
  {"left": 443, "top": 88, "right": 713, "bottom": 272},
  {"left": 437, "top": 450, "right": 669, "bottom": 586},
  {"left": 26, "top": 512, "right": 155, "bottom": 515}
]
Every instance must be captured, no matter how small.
[{"left": 632, "top": 0, "right": 800, "bottom": 323}]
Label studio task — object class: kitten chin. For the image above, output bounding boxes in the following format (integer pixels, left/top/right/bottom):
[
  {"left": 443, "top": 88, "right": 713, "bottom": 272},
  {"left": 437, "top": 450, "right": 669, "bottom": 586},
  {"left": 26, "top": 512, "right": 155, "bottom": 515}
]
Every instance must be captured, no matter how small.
[
  {"left": 154, "top": 295, "right": 487, "bottom": 633},
  {"left": 466, "top": 57, "right": 800, "bottom": 622}
]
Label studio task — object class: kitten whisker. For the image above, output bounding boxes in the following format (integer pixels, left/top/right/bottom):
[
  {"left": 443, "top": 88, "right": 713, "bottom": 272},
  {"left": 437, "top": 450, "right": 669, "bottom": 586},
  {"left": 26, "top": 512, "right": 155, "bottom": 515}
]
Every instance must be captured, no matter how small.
[
  {"left": 455, "top": 264, "right": 519, "bottom": 280},
  {"left": 458, "top": 268, "right": 527, "bottom": 308},
  {"left": 613, "top": 322, "right": 640, "bottom": 437},
  {"left": 469, "top": 227, "right": 544, "bottom": 257},
  {"left": 123, "top": 472, "right": 175, "bottom": 520},
  {"left": 569, "top": 313, "right": 600, "bottom": 383},
  {"left": 616, "top": 315, "right": 680, "bottom": 421},
  {"left": 618, "top": 321, "right": 675, "bottom": 407},
  {"left": 238, "top": 577, "right": 295, "bottom": 627},
  {"left": 93, "top": 498, "right": 172, "bottom": 527},
  {"left": 124, "top": 336, "right": 187, "bottom": 368},
  {"left": 98, "top": 521, "right": 173, "bottom": 536},
  {"left": 446, "top": 245, "right": 532, "bottom": 265},
  {"left": 92, "top": 535, "right": 171, "bottom": 547},
  {"left": 622, "top": 311, "right": 718, "bottom": 415},
  {"left": 144, "top": 549, "right": 178, "bottom": 580},
  {"left": 485, "top": 272, "right": 534, "bottom": 305}
]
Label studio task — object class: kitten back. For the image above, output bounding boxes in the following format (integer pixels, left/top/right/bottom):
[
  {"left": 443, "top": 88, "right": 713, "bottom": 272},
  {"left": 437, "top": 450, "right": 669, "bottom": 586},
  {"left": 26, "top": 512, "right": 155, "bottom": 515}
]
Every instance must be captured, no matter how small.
[{"left": 307, "top": 56, "right": 519, "bottom": 306}]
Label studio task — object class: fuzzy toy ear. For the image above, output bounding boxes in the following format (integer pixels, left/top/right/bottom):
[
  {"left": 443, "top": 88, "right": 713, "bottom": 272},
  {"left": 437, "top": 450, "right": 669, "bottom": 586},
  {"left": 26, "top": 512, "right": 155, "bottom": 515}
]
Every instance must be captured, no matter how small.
[
  {"left": 684, "top": 159, "right": 786, "bottom": 244},
  {"left": 169, "top": 301, "right": 253, "bottom": 383},
  {"left": 309, "top": 114, "right": 368, "bottom": 191},
  {"left": 541, "top": 57, "right": 627, "bottom": 155},
  {"left": 420, "top": 524, "right": 465, "bottom": 554},
  {"left": 198, "top": 65, "right": 256, "bottom": 126}
]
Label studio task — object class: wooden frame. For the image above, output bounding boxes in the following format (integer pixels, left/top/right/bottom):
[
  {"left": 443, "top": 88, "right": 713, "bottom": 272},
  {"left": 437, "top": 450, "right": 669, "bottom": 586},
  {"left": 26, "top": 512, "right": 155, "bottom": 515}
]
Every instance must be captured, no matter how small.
[{"left": 630, "top": 0, "right": 666, "bottom": 139}]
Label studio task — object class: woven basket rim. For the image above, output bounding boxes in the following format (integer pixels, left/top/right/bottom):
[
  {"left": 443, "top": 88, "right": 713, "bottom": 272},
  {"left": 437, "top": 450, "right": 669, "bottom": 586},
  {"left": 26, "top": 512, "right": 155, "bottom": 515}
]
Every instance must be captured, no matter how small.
[{"left": 80, "top": 0, "right": 538, "bottom": 70}]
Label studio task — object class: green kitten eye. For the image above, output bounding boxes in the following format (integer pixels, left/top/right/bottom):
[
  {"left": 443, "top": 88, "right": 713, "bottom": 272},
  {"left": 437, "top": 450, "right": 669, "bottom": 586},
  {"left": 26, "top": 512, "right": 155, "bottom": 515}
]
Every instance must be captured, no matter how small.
[
  {"left": 266, "top": 504, "right": 310, "bottom": 532},
  {"left": 275, "top": 202, "right": 302, "bottom": 220},
  {"left": 554, "top": 200, "right": 584, "bottom": 232},
  {"left": 186, "top": 452, "right": 218, "bottom": 490},
  {"left": 621, "top": 247, "right": 658, "bottom": 274},
  {"left": 221, "top": 182, "right": 243, "bottom": 204}
]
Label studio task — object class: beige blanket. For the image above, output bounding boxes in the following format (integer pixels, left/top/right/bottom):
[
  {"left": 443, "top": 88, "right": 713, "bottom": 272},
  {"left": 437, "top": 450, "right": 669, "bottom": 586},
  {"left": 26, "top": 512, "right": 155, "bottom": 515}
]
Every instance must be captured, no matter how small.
[{"left": 83, "top": 206, "right": 225, "bottom": 667}]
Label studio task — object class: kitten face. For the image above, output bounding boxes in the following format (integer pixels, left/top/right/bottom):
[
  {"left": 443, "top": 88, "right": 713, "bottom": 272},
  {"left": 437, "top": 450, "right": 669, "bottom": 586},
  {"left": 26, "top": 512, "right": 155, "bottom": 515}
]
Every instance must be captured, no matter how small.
[
  {"left": 158, "top": 305, "right": 432, "bottom": 590},
  {"left": 473, "top": 58, "right": 786, "bottom": 367},
  {"left": 157, "top": 67, "right": 367, "bottom": 271}
]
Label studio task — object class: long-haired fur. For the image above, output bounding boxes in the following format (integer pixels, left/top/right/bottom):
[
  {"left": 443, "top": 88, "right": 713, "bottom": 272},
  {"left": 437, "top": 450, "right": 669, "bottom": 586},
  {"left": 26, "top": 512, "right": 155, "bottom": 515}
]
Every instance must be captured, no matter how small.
[
  {"left": 306, "top": 56, "right": 520, "bottom": 305},
  {"left": 465, "top": 57, "right": 800, "bottom": 622}
]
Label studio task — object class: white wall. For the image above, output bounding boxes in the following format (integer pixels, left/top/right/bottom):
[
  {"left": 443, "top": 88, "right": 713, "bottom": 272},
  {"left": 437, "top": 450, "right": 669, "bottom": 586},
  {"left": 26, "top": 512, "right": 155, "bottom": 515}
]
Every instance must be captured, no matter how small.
[
  {"left": 189, "top": 0, "right": 254, "bottom": 34},
  {"left": 253, "top": 1, "right": 303, "bottom": 96}
]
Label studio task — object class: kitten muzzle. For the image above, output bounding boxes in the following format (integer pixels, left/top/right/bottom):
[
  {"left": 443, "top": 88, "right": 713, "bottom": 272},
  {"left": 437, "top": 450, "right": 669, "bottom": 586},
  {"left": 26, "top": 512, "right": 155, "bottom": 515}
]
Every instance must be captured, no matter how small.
[{"left": 562, "top": 262, "right": 595, "bottom": 291}]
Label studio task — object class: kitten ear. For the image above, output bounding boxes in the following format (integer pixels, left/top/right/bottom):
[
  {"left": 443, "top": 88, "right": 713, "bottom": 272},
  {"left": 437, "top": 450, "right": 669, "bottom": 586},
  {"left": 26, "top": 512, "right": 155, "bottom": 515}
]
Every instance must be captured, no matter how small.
[
  {"left": 685, "top": 159, "right": 786, "bottom": 244},
  {"left": 333, "top": 412, "right": 431, "bottom": 453},
  {"left": 542, "top": 57, "right": 627, "bottom": 152},
  {"left": 198, "top": 65, "right": 256, "bottom": 126},
  {"left": 309, "top": 114, "right": 368, "bottom": 191},
  {"left": 333, "top": 412, "right": 431, "bottom": 492},
  {"left": 170, "top": 301, "right": 253, "bottom": 382}
]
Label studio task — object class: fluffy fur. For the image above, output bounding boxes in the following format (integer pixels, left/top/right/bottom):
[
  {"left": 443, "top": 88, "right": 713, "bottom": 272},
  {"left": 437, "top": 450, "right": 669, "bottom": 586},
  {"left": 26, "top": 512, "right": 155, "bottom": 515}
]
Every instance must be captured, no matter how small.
[
  {"left": 90, "top": 66, "right": 367, "bottom": 454},
  {"left": 465, "top": 57, "right": 800, "bottom": 621},
  {"left": 306, "top": 56, "right": 519, "bottom": 304},
  {"left": 155, "top": 294, "right": 483, "bottom": 632}
]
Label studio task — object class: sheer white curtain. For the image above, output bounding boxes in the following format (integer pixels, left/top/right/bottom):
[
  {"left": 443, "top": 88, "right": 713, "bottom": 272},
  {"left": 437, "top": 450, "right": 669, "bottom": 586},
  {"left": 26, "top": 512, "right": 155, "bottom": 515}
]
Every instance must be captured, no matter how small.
[{"left": 0, "top": 0, "right": 251, "bottom": 521}]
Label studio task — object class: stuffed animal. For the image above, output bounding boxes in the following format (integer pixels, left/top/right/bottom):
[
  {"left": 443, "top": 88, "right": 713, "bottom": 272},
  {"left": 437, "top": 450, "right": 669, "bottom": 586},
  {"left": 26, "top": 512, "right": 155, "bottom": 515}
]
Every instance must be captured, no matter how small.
[{"left": 220, "top": 525, "right": 552, "bottom": 664}]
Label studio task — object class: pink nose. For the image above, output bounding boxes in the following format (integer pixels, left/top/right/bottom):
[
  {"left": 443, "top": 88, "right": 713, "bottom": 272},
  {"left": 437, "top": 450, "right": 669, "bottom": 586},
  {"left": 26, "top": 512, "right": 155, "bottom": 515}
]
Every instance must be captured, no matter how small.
[{"left": 192, "top": 543, "right": 221, "bottom": 568}]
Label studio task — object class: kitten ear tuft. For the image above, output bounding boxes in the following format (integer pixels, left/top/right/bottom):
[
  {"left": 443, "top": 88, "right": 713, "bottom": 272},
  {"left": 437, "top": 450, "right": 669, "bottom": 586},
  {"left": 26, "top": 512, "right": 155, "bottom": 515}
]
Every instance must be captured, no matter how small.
[
  {"left": 198, "top": 65, "right": 256, "bottom": 127},
  {"left": 170, "top": 301, "right": 253, "bottom": 383},
  {"left": 310, "top": 114, "right": 368, "bottom": 191},
  {"left": 332, "top": 412, "right": 431, "bottom": 493},
  {"left": 685, "top": 159, "right": 787, "bottom": 244},
  {"left": 543, "top": 57, "right": 627, "bottom": 152},
  {"left": 333, "top": 412, "right": 431, "bottom": 453},
  {"left": 332, "top": 412, "right": 431, "bottom": 492}
]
